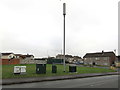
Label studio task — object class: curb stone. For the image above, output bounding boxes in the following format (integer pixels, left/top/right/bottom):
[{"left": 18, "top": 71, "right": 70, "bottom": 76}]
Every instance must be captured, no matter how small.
[{"left": 2, "top": 72, "right": 119, "bottom": 85}]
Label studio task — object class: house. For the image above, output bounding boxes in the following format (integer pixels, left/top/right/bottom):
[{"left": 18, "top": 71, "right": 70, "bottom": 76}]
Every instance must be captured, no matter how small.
[
  {"left": 1, "top": 53, "right": 16, "bottom": 59},
  {"left": 73, "top": 56, "right": 83, "bottom": 64},
  {"left": 116, "top": 56, "right": 120, "bottom": 62},
  {"left": 16, "top": 54, "right": 34, "bottom": 64},
  {"left": 115, "top": 55, "right": 120, "bottom": 67},
  {"left": 56, "top": 54, "right": 64, "bottom": 59},
  {"left": 56, "top": 54, "right": 73, "bottom": 63},
  {"left": 1, "top": 53, "right": 20, "bottom": 65},
  {"left": 83, "top": 51, "right": 116, "bottom": 66},
  {"left": 56, "top": 54, "right": 82, "bottom": 64},
  {"left": 0, "top": 53, "right": 35, "bottom": 65}
]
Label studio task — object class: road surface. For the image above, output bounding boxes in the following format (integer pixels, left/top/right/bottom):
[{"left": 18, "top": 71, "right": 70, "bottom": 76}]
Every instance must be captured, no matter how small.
[{"left": 2, "top": 75, "right": 119, "bottom": 88}]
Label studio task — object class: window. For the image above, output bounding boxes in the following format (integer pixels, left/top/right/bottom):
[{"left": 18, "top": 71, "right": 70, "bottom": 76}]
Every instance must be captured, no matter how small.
[
  {"left": 104, "top": 63, "right": 108, "bottom": 65},
  {"left": 95, "top": 57, "right": 99, "bottom": 60}
]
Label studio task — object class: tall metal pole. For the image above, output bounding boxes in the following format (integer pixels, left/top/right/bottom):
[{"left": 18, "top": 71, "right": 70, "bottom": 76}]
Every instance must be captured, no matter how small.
[{"left": 63, "top": 3, "right": 66, "bottom": 72}]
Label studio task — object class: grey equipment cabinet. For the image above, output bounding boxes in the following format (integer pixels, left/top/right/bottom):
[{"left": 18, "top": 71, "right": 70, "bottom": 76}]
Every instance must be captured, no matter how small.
[
  {"left": 52, "top": 64, "right": 57, "bottom": 73},
  {"left": 69, "top": 65, "right": 77, "bottom": 72}
]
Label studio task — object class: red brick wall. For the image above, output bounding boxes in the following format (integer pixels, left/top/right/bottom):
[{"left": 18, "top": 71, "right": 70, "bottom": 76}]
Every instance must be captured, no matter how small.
[{"left": 0, "top": 59, "right": 20, "bottom": 65}]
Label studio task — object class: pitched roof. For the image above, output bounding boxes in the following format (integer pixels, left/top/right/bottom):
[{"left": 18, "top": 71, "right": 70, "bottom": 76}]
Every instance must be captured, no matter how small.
[
  {"left": 83, "top": 51, "right": 115, "bottom": 58},
  {"left": 1, "top": 53, "right": 14, "bottom": 55},
  {"left": 74, "top": 56, "right": 82, "bottom": 59},
  {"left": 14, "top": 54, "right": 34, "bottom": 58},
  {"left": 34, "top": 58, "right": 46, "bottom": 60},
  {"left": 23, "top": 55, "right": 34, "bottom": 57},
  {"left": 56, "top": 54, "right": 73, "bottom": 58},
  {"left": 14, "top": 54, "right": 22, "bottom": 56},
  {"left": 65, "top": 55, "right": 73, "bottom": 58},
  {"left": 14, "top": 54, "right": 26, "bottom": 58}
]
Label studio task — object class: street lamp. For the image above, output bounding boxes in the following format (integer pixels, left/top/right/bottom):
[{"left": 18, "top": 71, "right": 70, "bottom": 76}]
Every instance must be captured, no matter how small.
[{"left": 63, "top": 3, "right": 66, "bottom": 72}]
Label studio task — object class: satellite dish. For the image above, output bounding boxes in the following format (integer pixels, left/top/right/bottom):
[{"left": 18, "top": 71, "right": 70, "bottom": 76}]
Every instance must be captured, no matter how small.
[{"left": 9, "top": 55, "right": 14, "bottom": 59}]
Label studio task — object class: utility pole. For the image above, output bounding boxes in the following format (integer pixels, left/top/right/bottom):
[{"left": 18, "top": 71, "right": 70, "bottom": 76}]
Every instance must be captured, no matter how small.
[{"left": 63, "top": 3, "right": 66, "bottom": 72}]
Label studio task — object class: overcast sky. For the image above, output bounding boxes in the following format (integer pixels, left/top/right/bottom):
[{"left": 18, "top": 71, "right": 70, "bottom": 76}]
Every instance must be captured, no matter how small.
[{"left": 0, "top": 0, "right": 119, "bottom": 58}]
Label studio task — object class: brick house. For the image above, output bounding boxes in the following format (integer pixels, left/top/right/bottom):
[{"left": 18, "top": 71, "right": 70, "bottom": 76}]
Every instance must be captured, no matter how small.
[
  {"left": 0, "top": 53, "right": 20, "bottom": 65},
  {"left": 83, "top": 51, "right": 116, "bottom": 66},
  {"left": 0, "top": 53, "right": 35, "bottom": 65}
]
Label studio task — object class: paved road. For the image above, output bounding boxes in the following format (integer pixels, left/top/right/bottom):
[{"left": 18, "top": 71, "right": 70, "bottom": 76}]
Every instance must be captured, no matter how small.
[{"left": 2, "top": 75, "right": 119, "bottom": 88}]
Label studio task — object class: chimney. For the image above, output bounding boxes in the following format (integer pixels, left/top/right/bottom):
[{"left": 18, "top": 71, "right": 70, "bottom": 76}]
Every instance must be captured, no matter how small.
[
  {"left": 102, "top": 50, "right": 104, "bottom": 53},
  {"left": 102, "top": 50, "right": 104, "bottom": 55}
]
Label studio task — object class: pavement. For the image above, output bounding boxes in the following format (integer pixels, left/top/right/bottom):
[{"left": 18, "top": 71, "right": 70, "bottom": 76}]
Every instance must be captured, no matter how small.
[{"left": 1, "top": 72, "right": 119, "bottom": 85}]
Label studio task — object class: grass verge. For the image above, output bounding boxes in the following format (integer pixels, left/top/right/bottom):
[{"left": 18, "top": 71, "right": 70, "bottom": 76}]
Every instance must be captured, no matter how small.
[{"left": 2, "top": 64, "right": 116, "bottom": 79}]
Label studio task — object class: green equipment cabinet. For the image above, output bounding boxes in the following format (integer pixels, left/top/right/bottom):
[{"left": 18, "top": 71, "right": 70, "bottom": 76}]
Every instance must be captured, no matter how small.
[
  {"left": 36, "top": 64, "right": 46, "bottom": 74},
  {"left": 47, "top": 59, "right": 63, "bottom": 64},
  {"left": 69, "top": 65, "right": 77, "bottom": 73},
  {"left": 52, "top": 65, "right": 57, "bottom": 73},
  {"left": 35, "top": 58, "right": 47, "bottom": 74}
]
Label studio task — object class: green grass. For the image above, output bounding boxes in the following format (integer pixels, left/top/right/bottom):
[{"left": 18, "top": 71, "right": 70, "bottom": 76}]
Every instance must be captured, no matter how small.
[{"left": 2, "top": 64, "right": 116, "bottom": 79}]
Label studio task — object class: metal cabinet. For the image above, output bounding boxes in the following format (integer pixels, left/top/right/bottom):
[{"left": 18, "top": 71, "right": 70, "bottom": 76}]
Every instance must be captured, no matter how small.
[
  {"left": 69, "top": 65, "right": 77, "bottom": 72},
  {"left": 52, "top": 65, "right": 57, "bottom": 73},
  {"left": 36, "top": 64, "right": 46, "bottom": 74},
  {"left": 14, "top": 66, "right": 26, "bottom": 74}
]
